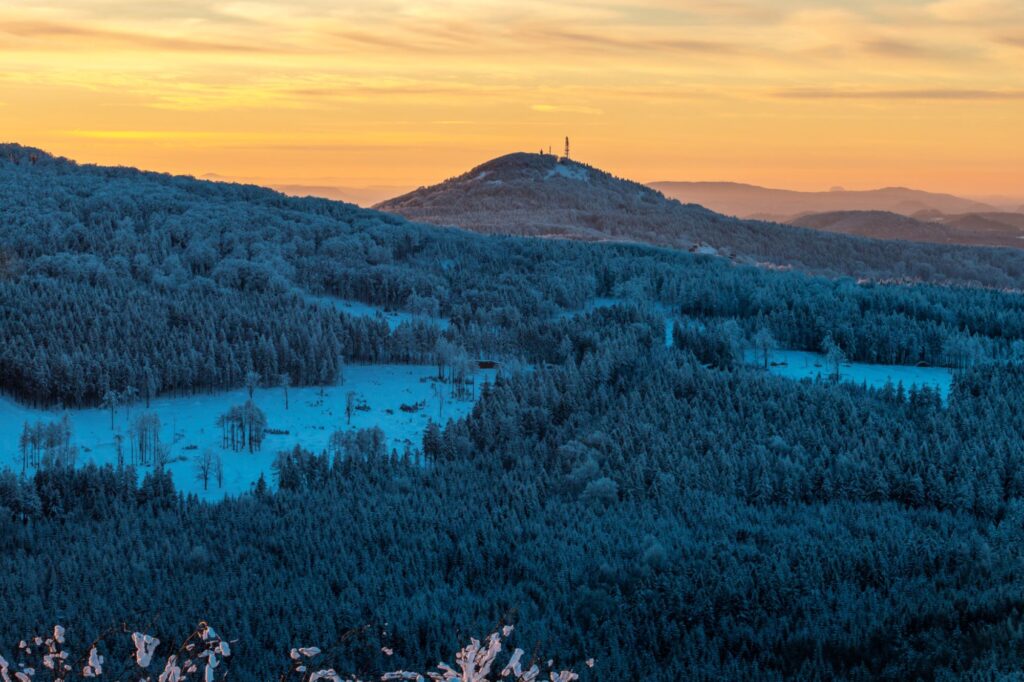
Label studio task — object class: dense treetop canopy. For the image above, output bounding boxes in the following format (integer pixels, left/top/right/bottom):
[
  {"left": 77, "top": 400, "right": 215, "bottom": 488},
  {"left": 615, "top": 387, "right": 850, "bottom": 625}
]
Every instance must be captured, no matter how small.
[{"left": 3, "top": 144, "right": 1024, "bottom": 679}]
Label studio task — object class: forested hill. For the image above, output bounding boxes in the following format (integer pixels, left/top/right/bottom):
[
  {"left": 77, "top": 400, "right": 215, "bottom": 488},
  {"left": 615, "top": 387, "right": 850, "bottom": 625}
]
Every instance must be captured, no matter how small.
[
  {"left": 4, "top": 141, "right": 1024, "bottom": 411},
  {"left": 0, "top": 143, "right": 461, "bottom": 406},
  {"left": 789, "top": 209, "right": 1024, "bottom": 250},
  {"left": 376, "top": 152, "right": 1024, "bottom": 288},
  {"left": 10, "top": 144, "right": 1024, "bottom": 678}
]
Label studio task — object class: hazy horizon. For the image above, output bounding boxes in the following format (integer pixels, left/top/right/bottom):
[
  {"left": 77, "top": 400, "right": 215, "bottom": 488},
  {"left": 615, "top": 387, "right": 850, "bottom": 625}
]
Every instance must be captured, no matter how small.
[
  {"left": 2, "top": 0, "right": 1023, "bottom": 197},
  {"left": 9, "top": 144, "right": 1023, "bottom": 210}
]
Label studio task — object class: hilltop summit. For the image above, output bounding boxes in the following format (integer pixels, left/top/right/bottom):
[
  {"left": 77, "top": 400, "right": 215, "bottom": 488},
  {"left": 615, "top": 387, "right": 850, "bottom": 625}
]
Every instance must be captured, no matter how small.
[
  {"left": 376, "top": 150, "right": 1024, "bottom": 286},
  {"left": 377, "top": 152, "right": 677, "bottom": 241}
]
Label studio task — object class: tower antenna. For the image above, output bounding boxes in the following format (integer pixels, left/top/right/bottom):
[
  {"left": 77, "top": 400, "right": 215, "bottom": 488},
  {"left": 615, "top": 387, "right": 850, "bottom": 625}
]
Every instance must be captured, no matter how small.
[{"left": 564, "top": 136, "right": 570, "bottom": 160}]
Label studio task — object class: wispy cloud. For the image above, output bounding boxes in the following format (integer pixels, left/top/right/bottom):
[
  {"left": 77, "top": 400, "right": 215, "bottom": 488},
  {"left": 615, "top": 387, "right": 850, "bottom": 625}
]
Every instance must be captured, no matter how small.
[
  {"left": 63, "top": 130, "right": 231, "bottom": 141},
  {"left": 774, "top": 87, "right": 1024, "bottom": 100},
  {"left": 328, "top": 29, "right": 462, "bottom": 54},
  {"left": 8, "top": 0, "right": 262, "bottom": 25},
  {"left": 284, "top": 83, "right": 484, "bottom": 100},
  {"left": 2, "top": 0, "right": 1023, "bottom": 194},
  {"left": 0, "top": 20, "right": 284, "bottom": 53},
  {"left": 595, "top": 0, "right": 786, "bottom": 26},
  {"left": 531, "top": 28, "right": 745, "bottom": 56},
  {"left": 859, "top": 38, "right": 952, "bottom": 60},
  {"left": 324, "top": 21, "right": 746, "bottom": 59},
  {"left": 531, "top": 104, "right": 603, "bottom": 115},
  {"left": 997, "top": 34, "right": 1024, "bottom": 47},
  {"left": 927, "top": 0, "right": 1024, "bottom": 23}
]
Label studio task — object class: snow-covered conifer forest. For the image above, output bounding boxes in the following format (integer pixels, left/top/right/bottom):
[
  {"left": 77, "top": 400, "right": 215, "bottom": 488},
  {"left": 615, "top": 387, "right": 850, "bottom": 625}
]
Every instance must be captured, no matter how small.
[{"left": 3, "top": 145, "right": 1024, "bottom": 678}]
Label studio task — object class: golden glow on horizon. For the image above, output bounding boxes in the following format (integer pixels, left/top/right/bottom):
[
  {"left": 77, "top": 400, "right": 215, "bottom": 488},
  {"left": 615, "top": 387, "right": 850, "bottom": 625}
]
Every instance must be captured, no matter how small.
[{"left": 1, "top": 0, "right": 1023, "bottom": 197}]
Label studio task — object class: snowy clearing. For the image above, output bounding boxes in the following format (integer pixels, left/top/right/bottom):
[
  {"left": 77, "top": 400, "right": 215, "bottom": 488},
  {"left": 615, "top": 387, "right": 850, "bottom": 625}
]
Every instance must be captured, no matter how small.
[
  {"left": 746, "top": 349, "right": 953, "bottom": 400},
  {"left": 0, "top": 364, "right": 493, "bottom": 500}
]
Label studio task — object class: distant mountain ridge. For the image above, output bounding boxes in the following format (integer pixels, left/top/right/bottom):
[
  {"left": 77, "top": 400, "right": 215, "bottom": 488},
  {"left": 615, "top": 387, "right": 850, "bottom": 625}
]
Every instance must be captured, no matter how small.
[
  {"left": 271, "top": 183, "right": 412, "bottom": 207},
  {"left": 646, "top": 179, "right": 1024, "bottom": 250},
  {"left": 789, "top": 211, "right": 956, "bottom": 242},
  {"left": 647, "top": 181, "right": 997, "bottom": 221},
  {"left": 376, "top": 152, "right": 1024, "bottom": 289},
  {"left": 789, "top": 210, "right": 1024, "bottom": 250}
]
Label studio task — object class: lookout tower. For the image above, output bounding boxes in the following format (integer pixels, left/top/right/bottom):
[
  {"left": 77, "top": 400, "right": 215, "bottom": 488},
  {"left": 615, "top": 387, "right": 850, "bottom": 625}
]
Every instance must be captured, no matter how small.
[{"left": 563, "top": 136, "right": 570, "bottom": 160}]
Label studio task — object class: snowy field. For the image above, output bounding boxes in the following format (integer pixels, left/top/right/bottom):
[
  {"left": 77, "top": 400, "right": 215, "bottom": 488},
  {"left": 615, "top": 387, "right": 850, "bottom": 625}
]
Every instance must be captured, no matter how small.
[
  {"left": 559, "top": 300, "right": 950, "bottom": 397},
  {"left": 746, "top": 349, "right": 953, "bottom": 400},
  {"left": 302, "top": 294, "right": 450, "bottom": 330},
  {"left": 0, "top": 364, "right": 492, "bottom": 500}
]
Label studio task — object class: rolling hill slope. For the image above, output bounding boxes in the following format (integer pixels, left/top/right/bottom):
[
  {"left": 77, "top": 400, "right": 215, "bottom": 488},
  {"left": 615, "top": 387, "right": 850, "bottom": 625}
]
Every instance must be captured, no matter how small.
[
  {"left": 377, "top": 152, "right": 1024, "bottom": 288},
  {"left": 10, "top": 143, "right": 1024, "bottom": 680},
  {"left": 790, "top": 210, "right": 1024, "bottom": 249}
]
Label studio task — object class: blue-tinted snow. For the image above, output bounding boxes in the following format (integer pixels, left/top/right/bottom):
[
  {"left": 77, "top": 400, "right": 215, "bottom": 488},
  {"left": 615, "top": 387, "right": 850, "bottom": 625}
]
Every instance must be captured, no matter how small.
[
  {"left": 746, "top": 349, "right": 953, "bottom": 400},
  {"left": 0, "top": 364, "right": 492, "bottom": 501}
]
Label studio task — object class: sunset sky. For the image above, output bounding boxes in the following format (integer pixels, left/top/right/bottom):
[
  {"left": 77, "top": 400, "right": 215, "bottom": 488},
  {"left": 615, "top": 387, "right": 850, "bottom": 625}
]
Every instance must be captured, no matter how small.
[{"left": 1, "top": 0, "right": 1022, "bottom": 198}]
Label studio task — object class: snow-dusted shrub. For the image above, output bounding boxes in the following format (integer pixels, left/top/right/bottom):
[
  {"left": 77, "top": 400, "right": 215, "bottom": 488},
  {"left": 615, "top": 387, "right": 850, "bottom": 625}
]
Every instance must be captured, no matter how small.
[
  {"left": 1, "top": 624, "right": 590, "bottom": 682},
  {"left": 0, "top": 625, "right": 72, "bottom": 681}
]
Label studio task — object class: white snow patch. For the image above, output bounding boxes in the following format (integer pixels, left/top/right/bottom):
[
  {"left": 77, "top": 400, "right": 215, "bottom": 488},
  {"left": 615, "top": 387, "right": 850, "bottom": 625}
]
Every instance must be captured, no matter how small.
[
  {"left": 0, "top": 364, "right": 494, "bottom": 500},
  {"left": 82, "top": 647, "right": 103, "bottom": 677},
  {"left": 132, "top": 633, "right": 159, "bottom": 669},
  {"left": 746, "top": 349, "right": 953, "bottom": 401},
  {"left": 545, "top": 164, "right": 589, "bottom": 182}
]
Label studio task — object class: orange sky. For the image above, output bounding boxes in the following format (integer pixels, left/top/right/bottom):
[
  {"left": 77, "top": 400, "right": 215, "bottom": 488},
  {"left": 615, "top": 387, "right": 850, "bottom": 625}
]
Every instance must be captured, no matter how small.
[{"left": 1, "top": 0, "right": 1023, "bottom": 199}]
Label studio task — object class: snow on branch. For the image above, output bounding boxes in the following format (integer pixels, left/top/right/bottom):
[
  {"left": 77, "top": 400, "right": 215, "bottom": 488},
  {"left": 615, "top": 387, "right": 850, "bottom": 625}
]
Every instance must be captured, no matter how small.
[{"left": 1, "top": 623, "right": 589, "bottom": 682}]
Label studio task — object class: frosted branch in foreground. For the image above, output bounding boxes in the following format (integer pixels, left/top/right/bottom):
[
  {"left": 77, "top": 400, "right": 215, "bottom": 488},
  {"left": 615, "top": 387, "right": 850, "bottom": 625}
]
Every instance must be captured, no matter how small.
[
  {"left": 3, "top": 623, "right": 589, "bottom": 682},
  {"left": 132, "top": 633, "right": 160, "bottom": 668},
  {"left": 82, "top": 647, "right": 103, "bottom": 677}
]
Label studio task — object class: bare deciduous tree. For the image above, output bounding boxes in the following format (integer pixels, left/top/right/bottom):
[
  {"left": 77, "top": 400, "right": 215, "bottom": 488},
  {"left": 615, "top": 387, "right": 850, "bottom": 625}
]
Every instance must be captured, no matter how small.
[
  {"left": 245, "top": 371, "right": 261, "bottom": 399},
  {"left": 101, "top": 389, "right": 119, "bottom": 430},
  {"left": 345, "top": 391, "right": 357, "bottom": 425},
  {"left": 122, "top": 386, "right": 139, "bottom": 418},
  {"left": 822, "top": 334, "right": 846, "bottom": 382},
  {"left": 433, "top": 383, "right": 446, "bottom": 419},
  {"left": 154, "top": 442, "right": 171, "bottom": 471},
  {"left": 752, "top": 327, "right": 777, "bottom": 369},
  {"left": 218, "top": 401, "right": 267, "bottom": 453},
  {"left": 114, "top": 433, "right": 124, "bottom": 469},
  {"left": 130, "top": 413, "right": 161, "bottom": 466},
  {"left": 194, "top": 448, "right": 214, "bottom": 491},
  {"left": 279, "top": 372, "right": 291, "bottom": 410}
]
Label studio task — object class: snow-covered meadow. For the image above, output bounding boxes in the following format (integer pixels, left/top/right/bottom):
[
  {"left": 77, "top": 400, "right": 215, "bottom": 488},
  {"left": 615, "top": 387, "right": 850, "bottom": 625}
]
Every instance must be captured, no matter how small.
[
  {"left": 747, "top": 349, "right": 953, "bottom": 400},
  {"left": 0, "top": 364, "right": 493, "bottom": 500},
  {"left": 559, "top": 298, "right": 951, "bottom": 398}
]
